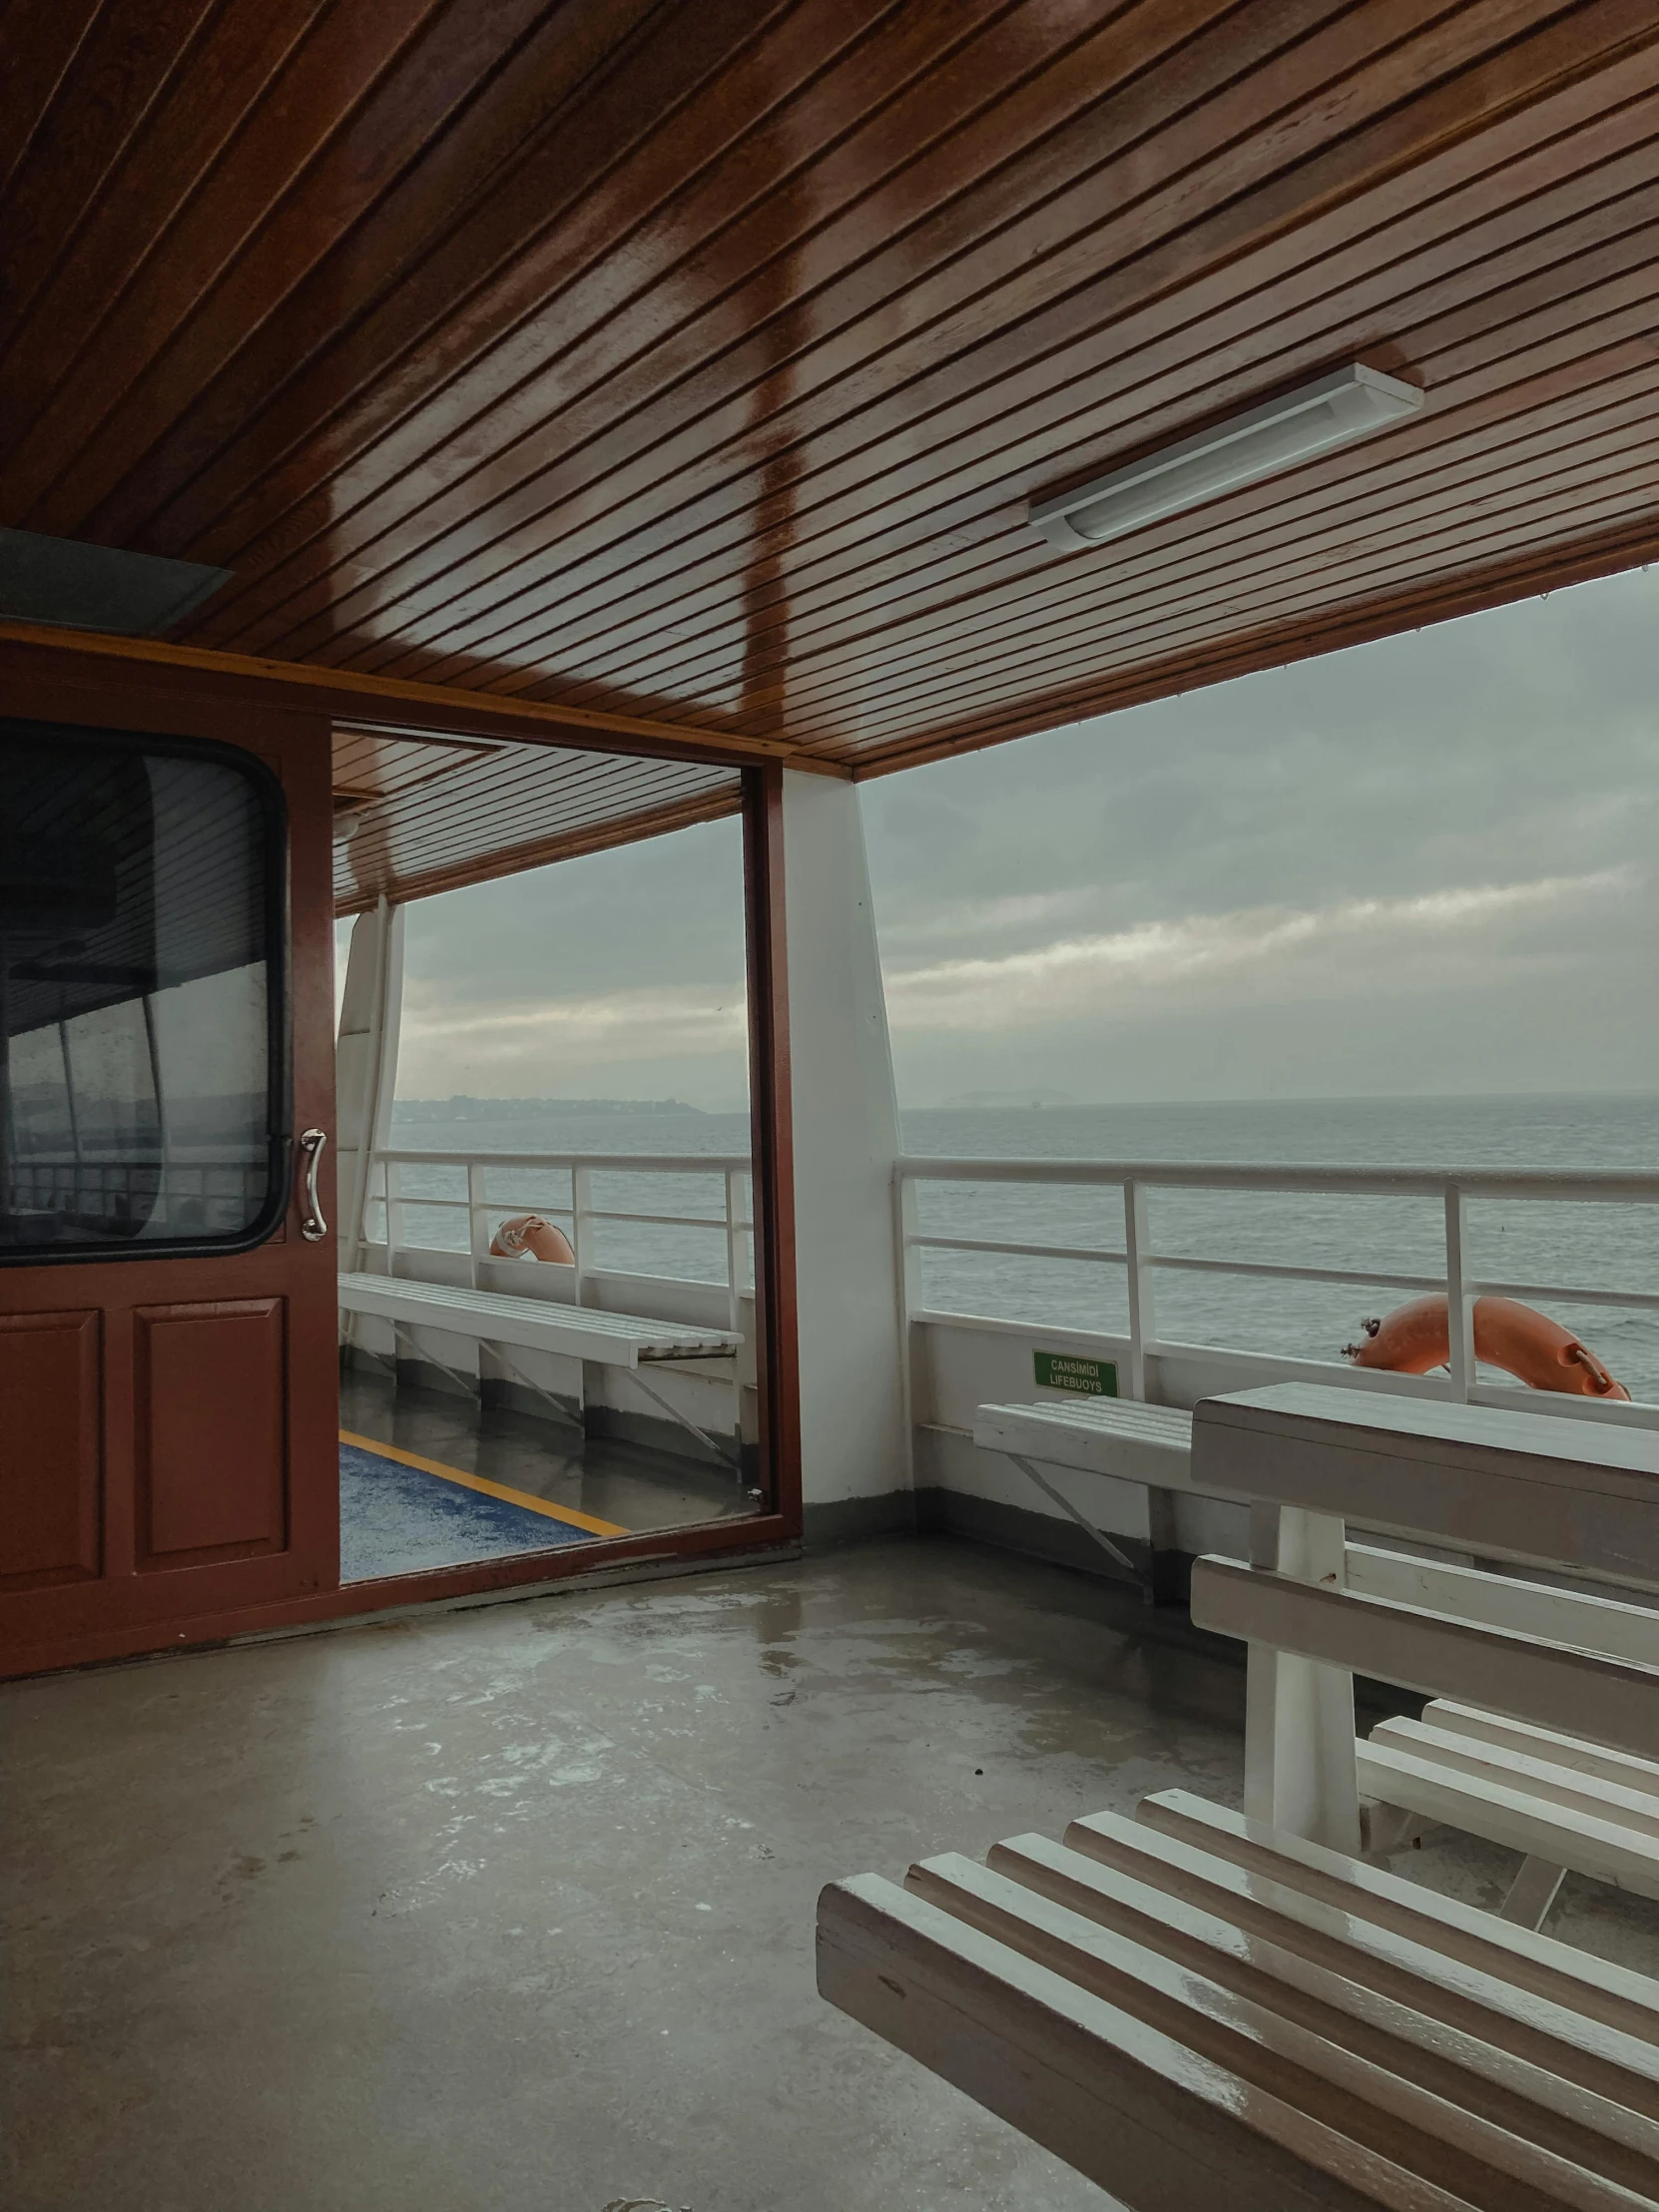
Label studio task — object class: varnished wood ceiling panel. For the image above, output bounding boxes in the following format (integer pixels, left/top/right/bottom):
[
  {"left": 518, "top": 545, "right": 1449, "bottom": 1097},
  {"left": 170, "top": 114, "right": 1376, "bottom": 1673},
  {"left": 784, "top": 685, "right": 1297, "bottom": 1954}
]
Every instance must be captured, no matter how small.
[
  {"left": 4, "top": 0, "right": 1659, "bottom": 800},
  {"left": 330, "top": 729, "right": 740, "bottom": 912}
]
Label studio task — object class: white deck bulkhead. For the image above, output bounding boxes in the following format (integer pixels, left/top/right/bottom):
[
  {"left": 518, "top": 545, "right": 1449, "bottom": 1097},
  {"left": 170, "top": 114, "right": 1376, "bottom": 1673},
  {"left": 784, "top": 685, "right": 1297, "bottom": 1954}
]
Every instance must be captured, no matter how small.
[
  {"left": 334, "top": 897, "right": 405, "bottom": 1278},
  {"left": 780, "top": 771, "right": 911, "bottom": 1540}
]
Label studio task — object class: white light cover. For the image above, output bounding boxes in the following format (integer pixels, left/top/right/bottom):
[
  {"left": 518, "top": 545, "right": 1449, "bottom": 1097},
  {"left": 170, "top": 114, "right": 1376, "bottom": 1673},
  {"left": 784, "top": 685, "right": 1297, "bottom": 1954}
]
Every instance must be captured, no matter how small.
[{"left": 1028, "top": 364, "right": 1424, "bottom": 551}]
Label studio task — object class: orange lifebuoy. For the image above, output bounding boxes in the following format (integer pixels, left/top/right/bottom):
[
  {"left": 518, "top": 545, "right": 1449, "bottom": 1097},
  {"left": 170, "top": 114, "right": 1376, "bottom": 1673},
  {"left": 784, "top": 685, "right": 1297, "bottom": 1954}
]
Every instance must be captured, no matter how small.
[
  {"left": 489, "top": 1212, "right": 576, "bottom": 1265},
  {"left": 1345, "top": 1294, "right": 1629, "bottom": 1400}
]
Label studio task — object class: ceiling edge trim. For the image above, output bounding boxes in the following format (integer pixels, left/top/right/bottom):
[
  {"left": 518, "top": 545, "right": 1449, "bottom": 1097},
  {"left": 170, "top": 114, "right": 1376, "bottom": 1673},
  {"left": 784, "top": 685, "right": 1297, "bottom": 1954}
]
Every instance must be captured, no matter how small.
[
  {"left": 0, "top": 620, "right": 849, "bottom": 773},
  {"left": 843, "top": 509, "right": 1659, "bottom": 780}
]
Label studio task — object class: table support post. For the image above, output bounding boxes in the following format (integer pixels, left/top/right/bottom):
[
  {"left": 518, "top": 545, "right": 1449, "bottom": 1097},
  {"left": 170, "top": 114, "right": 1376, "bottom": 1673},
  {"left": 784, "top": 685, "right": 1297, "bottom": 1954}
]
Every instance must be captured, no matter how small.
[{"left": 1243, "top": 1502, "right": 1362, "bottom": 1855}]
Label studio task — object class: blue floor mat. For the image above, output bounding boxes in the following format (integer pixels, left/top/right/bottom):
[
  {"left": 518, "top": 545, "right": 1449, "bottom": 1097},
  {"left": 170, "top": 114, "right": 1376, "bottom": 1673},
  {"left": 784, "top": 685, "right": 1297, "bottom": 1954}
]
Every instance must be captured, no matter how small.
[{"left": 339, "top": 1440, "right": 599, "bottom": 1584}]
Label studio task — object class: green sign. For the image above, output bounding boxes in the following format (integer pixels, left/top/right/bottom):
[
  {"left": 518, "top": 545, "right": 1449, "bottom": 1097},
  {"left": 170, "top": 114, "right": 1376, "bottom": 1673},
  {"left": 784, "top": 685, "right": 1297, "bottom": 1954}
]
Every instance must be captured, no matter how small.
[{"left": 1034, "top": 1351, "right": 1117, "bottom": 1397}]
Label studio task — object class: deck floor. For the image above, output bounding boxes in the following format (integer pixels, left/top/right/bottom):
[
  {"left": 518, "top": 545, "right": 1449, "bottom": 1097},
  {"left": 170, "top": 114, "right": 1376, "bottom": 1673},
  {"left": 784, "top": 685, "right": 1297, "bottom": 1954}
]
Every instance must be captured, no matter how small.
[
  {"left": 5, "top": 1538, "right": 1658, "bottom": 2211},
  {"left": 338, "top": 1366, "right": 751, "bottom": 1582}
]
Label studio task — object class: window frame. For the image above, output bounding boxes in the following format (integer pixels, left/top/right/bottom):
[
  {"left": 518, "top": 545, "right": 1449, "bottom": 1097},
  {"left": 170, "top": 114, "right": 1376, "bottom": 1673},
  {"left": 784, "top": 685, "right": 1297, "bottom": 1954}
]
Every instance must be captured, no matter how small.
[{"left": 0, "top": 717, "right": 292, "bottom": 1268}]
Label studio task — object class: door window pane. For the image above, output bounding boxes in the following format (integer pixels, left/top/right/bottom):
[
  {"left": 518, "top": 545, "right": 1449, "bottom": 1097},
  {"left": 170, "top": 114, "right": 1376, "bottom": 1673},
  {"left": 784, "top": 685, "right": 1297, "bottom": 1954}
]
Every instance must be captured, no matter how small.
[{"left": 0, "top": 724, "right": 284, "bottom": 1258}]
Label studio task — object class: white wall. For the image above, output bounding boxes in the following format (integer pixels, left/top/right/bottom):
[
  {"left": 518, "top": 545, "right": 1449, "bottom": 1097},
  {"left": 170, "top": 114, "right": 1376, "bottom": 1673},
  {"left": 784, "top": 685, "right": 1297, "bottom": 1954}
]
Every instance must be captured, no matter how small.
[
  {"left": 334, "top": 899, "right": 404, "bottom": 1271},
  {"left": 781, "top": 771, "right": 910, "bottom": 1523}
]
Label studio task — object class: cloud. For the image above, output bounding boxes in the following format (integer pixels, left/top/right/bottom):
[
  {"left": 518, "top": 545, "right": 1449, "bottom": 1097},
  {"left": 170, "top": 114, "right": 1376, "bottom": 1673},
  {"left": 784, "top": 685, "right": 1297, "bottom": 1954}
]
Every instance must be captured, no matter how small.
[
  {"left": 398, "top": 979, "right": 749, "bottom": 1081},
  {"left": 378, "top": 566, "right": 1659, "bottom": 1104},
  {"left": 884, "top": 868, "right": 1639, "bottom": 1032},
  {"left": 877, "top": 888, "right": 1094, "bottom": 951}
]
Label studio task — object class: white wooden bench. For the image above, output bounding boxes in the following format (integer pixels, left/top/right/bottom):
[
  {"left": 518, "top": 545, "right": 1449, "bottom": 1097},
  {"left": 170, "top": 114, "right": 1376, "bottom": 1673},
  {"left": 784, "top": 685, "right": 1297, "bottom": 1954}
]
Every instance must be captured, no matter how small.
[
  {"left": 975, "top": 1386, "right": 1659, "bottom": 1922},
  {"left": 972, "top": 1397, "right": 1204, "bottom": 1589},
  {"left": 1203, "top": 1385, "right": 1659, "bottom": 1921},
  {"left": 820, "top": 1382, "right": 1659, "bottom": 2208},
  {"left": 336, "top": 1270, "right": 742, "bottom": 1463}
]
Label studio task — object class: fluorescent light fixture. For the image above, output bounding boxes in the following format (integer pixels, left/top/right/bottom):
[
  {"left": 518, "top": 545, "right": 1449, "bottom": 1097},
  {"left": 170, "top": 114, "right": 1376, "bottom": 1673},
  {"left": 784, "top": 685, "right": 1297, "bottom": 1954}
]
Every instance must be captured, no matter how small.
[{"left": 1028, "top": 363, "right": 1424, "bottom": 551}]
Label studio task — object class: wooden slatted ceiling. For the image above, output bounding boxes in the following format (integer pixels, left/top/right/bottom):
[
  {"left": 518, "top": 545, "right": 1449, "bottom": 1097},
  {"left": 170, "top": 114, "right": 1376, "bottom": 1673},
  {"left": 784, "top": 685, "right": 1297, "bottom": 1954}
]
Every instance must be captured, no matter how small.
[
  {"left": 329, "top": 731, "right": 740, "bottom": 913},
  {"left": 3, "top": 0, "right": 1659, "bottom": 798}
]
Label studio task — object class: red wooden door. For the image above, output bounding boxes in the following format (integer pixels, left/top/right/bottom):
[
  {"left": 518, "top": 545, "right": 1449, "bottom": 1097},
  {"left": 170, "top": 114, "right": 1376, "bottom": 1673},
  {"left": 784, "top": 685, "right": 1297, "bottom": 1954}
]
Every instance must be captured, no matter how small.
[{"left": 0, "top": 686, "right": 338, "bottom": 1676}]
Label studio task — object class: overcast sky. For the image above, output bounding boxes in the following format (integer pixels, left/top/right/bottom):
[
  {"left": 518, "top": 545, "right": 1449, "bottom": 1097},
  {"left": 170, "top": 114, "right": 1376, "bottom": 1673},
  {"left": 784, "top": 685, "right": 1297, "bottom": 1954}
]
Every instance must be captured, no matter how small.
[{"left": 384, "top": 563, "right": 1659, "bottom": 1108}]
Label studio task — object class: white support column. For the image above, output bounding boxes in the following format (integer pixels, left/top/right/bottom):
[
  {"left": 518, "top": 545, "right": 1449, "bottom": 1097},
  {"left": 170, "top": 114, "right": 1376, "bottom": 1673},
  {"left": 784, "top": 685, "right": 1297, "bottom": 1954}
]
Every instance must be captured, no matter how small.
[
  {"left": 1243, "top": 1501, "right": 1362, "bottom": 1855},
  {"left": 334, "top": 897, "right": 405, "bottom": 1275},
  {"left": 781, "top": 771, "right": 909, "bottom": 1534}
]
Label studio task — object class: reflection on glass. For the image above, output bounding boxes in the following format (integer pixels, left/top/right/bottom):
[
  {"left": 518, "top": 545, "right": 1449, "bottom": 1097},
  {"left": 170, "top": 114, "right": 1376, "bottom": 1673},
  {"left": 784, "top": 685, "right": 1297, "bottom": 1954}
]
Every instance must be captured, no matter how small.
[{"left": 1, "top": 728, "right": 279, "bottom": 1255}]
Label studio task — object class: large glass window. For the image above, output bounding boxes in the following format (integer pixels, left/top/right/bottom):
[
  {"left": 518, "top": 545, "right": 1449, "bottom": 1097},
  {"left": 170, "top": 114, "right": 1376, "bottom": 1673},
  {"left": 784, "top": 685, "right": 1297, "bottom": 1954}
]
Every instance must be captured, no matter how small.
[{"left": 0, "top": 722, "right": 285, "bottom": 1259}]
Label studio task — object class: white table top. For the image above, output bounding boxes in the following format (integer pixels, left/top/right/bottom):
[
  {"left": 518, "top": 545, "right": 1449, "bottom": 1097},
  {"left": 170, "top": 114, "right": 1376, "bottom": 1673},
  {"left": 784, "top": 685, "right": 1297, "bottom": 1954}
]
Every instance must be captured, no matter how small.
[{"left": 1194, "top": 1382, "right": 1659, "bottom": 1587}]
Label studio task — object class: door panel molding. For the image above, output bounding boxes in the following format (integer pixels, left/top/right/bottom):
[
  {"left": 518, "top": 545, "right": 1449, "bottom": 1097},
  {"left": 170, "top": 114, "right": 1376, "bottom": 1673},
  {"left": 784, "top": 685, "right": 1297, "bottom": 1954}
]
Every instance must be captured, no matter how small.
[
  {"left": 134, "top": 1299, "right": 287, "bottom": 1567},
  {"left": 0, "top": 1309, "right": 102, "bottom": 1593}
]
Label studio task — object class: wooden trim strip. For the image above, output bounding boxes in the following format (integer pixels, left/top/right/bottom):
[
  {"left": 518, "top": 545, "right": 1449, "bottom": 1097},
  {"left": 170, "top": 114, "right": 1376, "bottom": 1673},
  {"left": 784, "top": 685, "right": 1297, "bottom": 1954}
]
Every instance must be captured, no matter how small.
[
  {"left": 0, "top": 619, "right": 836, "bottom": 769},
  {"left": 0, "top": 1515, "right": 803, "bottom": 1679},
  {"left": 743, "top": 763, "right": 803, "bottom": 1538}
]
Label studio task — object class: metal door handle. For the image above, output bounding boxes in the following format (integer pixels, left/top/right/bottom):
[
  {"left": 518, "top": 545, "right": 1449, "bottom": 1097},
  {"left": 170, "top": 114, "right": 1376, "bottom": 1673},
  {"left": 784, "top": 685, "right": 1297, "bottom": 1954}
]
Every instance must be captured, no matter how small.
[{"left": 297, "top": 1128, "right": 328, "bottom": 1241}]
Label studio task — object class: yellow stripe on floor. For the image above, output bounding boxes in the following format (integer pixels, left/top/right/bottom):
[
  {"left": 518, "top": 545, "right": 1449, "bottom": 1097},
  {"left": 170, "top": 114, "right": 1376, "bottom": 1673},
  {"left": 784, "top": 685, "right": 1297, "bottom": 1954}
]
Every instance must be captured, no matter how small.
[{"left": 339, "top": 1430, "right": 629, "bottom": 1538}]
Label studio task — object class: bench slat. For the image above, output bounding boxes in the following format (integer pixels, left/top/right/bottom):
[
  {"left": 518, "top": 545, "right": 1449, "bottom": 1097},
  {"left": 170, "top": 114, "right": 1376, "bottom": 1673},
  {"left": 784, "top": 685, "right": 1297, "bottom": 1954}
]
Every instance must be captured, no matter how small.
[
  {"left": 1134, "top": 1793, "right": 1659, "bottom": 2047},
  {"left": 1357, "top": 1741, "right": 1659, "bottom": 1902},
  {"left": 1191, "top": 1557, "right": 1659, "bottom": 1765},
  {"left": 1063, "top": 1803, "right": 1659, "bottom": 2121},
  {"left": 912, "top": 1846, "right": 1659, "bottom": 2203},
  {"left": 1370, "top": 1720, "right": 1659, "bottom": 1842},
  {"left": 818, "top": 1873, "right": 1480, "bottom": 2212},
  {"left": 1344, "top": 1549, "right": 1659, "bottom": 1665},
  {"left": 336, "top": 1270, "right": 739, "bottom": 1369},
  {"left": 972, "top": 1399, "right": 1215, "bottom": 1492},
  {"left": 1420, "top": 1704, "right": 1659, "bottom": 1794}
]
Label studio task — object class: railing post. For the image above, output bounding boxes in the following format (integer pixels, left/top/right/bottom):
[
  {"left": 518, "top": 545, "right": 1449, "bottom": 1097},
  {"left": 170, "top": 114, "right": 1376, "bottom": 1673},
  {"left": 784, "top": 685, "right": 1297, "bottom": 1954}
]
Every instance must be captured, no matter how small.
[
  {"left": 572, "top": 1164, "right": 592, "bottom": 1309},
  {"left": 1124, "top": 1174, "right": 1179, "bottom": 1603},
  {"left": 384, "top": 1158, "right": 405, "bottom": 1277},
  {"left": 894, "top": 1167, "right": 921, "bottom": 1489},
  {"left": 1123, "top": 1178, "right": 1154, "bottom": 1401},
  {"left": 724, "top": 1167, "right": 746, "bottom": 1334},
  {"left": 466, "top": 1162, "right": 488, "bottom": 1289},
  {"left": 1444, "top": 1184, "right": 1474, "bottom": 1400},
  {"left": 897, "top": 1172, "right": 924, "bottom": 1320}
]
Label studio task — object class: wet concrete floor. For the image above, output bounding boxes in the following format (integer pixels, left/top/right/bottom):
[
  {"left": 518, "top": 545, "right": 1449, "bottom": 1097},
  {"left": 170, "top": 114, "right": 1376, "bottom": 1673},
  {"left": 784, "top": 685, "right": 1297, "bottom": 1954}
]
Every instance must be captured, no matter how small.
[{"left": 5, "top": 1537, "right": 1657, "bottom": 2211}]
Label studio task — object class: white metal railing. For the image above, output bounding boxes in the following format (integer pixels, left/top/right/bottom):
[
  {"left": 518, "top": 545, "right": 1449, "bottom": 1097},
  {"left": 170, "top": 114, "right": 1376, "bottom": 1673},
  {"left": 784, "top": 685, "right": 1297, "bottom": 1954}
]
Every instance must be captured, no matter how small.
[
  {"left": 366, "top": 1148, "right": 755, "bottom": 1328},
  {"left": 356, "top": 1146, "right": 1659, "bottom": 1422},
  {"left": 897, "top": 1156, "right": 1659, "bottom": 1415}
]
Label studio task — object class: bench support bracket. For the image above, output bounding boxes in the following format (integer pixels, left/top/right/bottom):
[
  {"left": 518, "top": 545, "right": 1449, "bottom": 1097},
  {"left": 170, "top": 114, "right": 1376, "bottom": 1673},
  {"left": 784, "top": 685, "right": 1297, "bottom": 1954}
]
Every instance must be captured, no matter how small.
[
  {"left": 1006, "top": 1453, "right": 1140, "bottom": 1584},
  {"left": 1498, "top": 1853, "right": 1567, "bottom": 1932},
  {"left": 630, "top": 1366, "right": 742, "bottom": 1475}
]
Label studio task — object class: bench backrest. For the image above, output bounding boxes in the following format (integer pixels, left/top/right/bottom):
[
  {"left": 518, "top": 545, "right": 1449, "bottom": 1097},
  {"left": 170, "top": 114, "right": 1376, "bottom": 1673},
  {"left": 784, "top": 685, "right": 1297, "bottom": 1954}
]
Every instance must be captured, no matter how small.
[{"left": 1186, "top": 1382, "right": 1659, "bottom": 1849}]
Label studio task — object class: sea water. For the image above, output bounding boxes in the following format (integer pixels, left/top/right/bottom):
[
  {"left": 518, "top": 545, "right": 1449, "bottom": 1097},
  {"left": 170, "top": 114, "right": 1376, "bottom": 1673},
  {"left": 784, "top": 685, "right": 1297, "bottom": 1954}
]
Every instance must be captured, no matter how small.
[{"left": 385, "top": 1093, "right": 1659, "bottom": 1404}]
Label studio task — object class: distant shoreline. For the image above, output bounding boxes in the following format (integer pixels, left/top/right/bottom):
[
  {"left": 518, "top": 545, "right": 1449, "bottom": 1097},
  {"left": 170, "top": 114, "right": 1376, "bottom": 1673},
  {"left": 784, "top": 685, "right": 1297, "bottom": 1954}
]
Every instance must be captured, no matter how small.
[
  {"left": 395, "top": 1096, "right": 706, "bottom": 1119},
  {"left": 923, "top": 1087, "right": 1658, "bottom": 1112}
]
